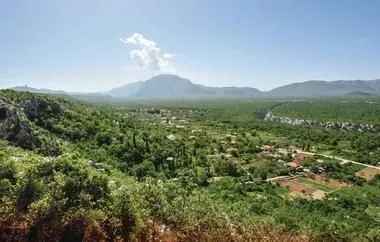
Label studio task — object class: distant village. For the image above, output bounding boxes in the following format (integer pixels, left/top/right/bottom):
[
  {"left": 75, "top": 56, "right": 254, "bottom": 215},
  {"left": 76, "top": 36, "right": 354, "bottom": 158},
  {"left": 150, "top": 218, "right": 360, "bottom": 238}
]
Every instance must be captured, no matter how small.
[{"left": 264, "top": 111, "right": 378, "bottom": 133}]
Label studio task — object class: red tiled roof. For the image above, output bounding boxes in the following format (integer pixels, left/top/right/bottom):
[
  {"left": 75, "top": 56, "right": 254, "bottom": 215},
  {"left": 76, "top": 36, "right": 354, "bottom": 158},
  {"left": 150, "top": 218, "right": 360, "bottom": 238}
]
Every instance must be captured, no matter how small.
[
  {"left": 263, "top": 145, "right": 271, "bottom": 151},
  {"left": 293, "top": 156, "right": 304, "bottom": 164},
  {"left": 287, "top": 162, "right": 298, "bottom": 168}
]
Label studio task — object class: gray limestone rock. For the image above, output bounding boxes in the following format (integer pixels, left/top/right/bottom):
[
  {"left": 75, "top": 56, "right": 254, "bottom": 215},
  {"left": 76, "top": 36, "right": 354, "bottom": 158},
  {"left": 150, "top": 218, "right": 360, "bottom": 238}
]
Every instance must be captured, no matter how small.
[{"left": 0, "top": 98, "right": 40, "bottom": 148}]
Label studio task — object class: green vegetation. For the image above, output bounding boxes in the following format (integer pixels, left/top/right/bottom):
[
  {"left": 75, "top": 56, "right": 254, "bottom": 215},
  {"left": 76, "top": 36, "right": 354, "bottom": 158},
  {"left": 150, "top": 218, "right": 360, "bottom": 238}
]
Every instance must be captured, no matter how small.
[
  {"left": 0, "top": 90, "right": 379, "bottom": 241},
  {"left": 274, "top": 98, "right": 380, "bottom": 125}
]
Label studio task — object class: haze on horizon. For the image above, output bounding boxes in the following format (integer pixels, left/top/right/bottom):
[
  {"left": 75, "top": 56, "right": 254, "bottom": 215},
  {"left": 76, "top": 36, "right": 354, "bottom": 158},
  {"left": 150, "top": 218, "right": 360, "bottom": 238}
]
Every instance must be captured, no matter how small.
[{"left": 1, "top": 0, "right": 380, "bottom": 92}]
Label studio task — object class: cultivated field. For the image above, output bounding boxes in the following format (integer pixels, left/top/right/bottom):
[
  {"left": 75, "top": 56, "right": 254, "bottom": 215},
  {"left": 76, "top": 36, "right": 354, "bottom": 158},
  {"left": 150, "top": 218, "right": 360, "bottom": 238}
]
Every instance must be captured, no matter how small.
[
  {"left": 279, "top": 175, "right": 347, "bottom": 199},
  {"left": 356, "top": 167, "right": 380, "bottom": 181}
]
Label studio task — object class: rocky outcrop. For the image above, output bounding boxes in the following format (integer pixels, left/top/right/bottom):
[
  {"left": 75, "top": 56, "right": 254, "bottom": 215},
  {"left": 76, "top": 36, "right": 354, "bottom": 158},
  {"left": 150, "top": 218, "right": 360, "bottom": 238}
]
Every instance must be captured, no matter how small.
[
  {"left": 0, "top": 98, "right": 40, "bottom": 148},
  {"left": 20, "top": 99, "right": 64, "bottom": 120},
  {"left": 20, "top": 99, "right": 65, "bottom": 128},
  {"left": 264, "top": 111, "right": 379, "bottom": 133}
]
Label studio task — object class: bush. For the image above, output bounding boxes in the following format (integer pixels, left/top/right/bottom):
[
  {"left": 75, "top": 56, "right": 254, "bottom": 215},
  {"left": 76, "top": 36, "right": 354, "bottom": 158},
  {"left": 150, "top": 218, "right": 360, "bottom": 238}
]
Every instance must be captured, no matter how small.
[
  {"left": 16, "top": 180, "right": 46, "bottom": 212},
  {"left": 0, "top": 161, "right": 17, "bottom": 184}
]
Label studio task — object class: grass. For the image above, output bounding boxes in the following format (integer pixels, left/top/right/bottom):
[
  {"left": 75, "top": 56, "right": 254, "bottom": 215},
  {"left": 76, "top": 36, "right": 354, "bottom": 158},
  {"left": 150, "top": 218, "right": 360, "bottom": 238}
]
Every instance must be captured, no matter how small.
[
  {"left": 241, "top": 160, "right": 267, "bottom": 169},
  {"left": 296, "top": 177, "right": 335, "bottom": 192},
  {"left": 257, "top": 131, "right": 286, "bottom": 143},
  {"left": 366, "top": 205, "right": 380, "bottom": 222},
  {"left": 275, "top": 186, "right": 289, "bottom": 195}
]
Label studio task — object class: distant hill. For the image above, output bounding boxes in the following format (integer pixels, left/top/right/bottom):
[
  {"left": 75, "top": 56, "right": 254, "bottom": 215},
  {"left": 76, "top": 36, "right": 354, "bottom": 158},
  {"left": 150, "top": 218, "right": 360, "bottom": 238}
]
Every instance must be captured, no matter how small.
[
  {"left": 106, "top": 74, "right": 262, "bottom": 98},
  {"left": 107, "top": 81, "right": 144, "bottom": 97},
  {"left": 267, "top": 79, "right": 380, "bottom": 97},
  {"left": 109, "top": 76, "right": 380, "bottom": 98},
  {"left": 127, "top": 75, "right": 213, "bottom": 98},
  {"left": 12, "top": 86, "right": 70, "bottom": 95},
  {"left": 345, "top": 91, "right": 375, "bottom": 96},
  {"left": 10, "top": 86, "right": 111, "bottom": 100},
  {"left": 8, "top": 76, "right": 380, "bottom": 99}
]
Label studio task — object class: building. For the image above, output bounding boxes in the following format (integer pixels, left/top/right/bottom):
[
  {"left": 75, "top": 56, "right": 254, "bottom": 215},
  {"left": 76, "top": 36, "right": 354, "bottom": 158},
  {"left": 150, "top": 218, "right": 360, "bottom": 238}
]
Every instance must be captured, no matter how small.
[
  {"left": 262, "top": 145, "right": 272, "bottom": 151},
  {"left": 287, "top": 156, "right": 305, "bottom": 170}
]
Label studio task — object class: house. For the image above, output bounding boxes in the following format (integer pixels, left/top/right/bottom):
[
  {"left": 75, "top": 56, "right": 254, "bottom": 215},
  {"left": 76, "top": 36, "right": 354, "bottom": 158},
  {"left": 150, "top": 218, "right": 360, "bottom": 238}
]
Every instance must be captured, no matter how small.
[
  {"left": 286, "top": 156, "right": 305, "bottom": 170},
  {"left": 286, "top": 161, "right": 304, "bottom": 172},
  {"left": 293, "top": 155, "right": 305, "bottom": 164},
  {"left": 262, "top": 145, "right": 272, "bottom": 151},
  {"left": 286, "top": 161, "right": 300, "bottom": 168}
]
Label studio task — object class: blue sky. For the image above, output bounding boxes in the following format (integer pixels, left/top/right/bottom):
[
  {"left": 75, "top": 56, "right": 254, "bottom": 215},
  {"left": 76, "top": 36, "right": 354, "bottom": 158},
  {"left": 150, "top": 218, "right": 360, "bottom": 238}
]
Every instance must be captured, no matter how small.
[{"left": 1, "top": 0, "right": 379, "bottom": 92}]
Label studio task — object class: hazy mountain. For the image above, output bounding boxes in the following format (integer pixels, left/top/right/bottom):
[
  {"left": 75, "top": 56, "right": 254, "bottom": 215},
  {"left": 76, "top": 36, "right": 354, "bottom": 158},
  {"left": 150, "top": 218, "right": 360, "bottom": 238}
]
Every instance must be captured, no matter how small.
[
  {"left": 107, "top": 81, "right": 144, "bottom": 97},
  {"left": 110, "top": 75, "right": 379, "bottom": 98},
  {"left": 106, "top": 74, "right": 261, "bottom": 98},
  {"left": 12, "top": 86, "right": 70, "bottom": 95},
  {"left": 10, "top": 86, "right": 111, "bottom": 99},
  {"left": 125, "top": 75, "right": 212, "bottom": 98},
  {"left": 216, "top": 87, "right": 262, "bottom": 96},
  {"left": 267, "top": 79, "right": 380, "bottom": 97},
  {"left": 9, "top": 76, "right": 380, "bottom": 99},
  {"left": 345, "top": 91, "right": 375, "bottom": 96}
]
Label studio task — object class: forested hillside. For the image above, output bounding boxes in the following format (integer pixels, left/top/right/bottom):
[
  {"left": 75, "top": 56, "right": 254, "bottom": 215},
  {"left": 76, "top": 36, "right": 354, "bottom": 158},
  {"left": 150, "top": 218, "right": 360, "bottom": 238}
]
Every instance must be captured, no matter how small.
[
  {"left": 267, "top": 79, "right": 380, "bottom": 97},
  {"left": 0, "top": 90, "right": 379, "bottom": 241},
  {"left": 273, "top": 99, "right": 380, "bottom": 125}
]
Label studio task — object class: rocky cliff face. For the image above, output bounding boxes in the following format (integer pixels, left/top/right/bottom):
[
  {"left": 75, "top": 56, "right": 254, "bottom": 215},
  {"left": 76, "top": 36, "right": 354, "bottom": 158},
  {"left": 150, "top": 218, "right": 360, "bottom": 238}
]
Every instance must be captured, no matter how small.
[
  {"left": 20, "top": 99, "right": 65, "bottom": 128},
  {"left": 264, "top": 111, "right": 378, "bottom": 133},
  {"left": 0, "top": 98, "right": 40, "bottom": 148}
]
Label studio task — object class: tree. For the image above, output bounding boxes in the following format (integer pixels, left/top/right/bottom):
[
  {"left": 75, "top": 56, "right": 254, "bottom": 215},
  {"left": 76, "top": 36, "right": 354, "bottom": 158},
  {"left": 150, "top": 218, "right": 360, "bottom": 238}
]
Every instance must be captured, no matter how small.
[
  {"left": 142, "top": 132, "right": 150, "bottom": 152},
  {"left": 132, "top": 130, "right": 137, "bottom": 148},
  {"left": 253, "top": 167, "right": 268, "bottom": 181},
  {"left": 231, "top": 149, "right": 239, "bottom": 158}
]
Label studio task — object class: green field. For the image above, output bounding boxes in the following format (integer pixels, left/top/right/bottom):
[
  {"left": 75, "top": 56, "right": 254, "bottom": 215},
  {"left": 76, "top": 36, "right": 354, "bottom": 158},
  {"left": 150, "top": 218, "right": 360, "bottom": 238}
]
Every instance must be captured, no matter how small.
[{"left": 366, "top": 205, "right": 380, "bottom": 222}]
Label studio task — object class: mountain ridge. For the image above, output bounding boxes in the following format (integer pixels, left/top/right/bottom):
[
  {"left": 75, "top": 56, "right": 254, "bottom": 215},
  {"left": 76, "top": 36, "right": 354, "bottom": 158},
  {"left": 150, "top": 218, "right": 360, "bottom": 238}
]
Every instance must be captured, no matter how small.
[
  {"left": 11, "top": 86, "right": 108, "bottom": 97},
  {"left": 107, "top": 74, "right": 262, "bottom": 98},
  {"left": 7, "top": 75, "right": 380, "bottom": 98},
  {"left": 267, "top": 79, "right": 380, "bottom": 97}
]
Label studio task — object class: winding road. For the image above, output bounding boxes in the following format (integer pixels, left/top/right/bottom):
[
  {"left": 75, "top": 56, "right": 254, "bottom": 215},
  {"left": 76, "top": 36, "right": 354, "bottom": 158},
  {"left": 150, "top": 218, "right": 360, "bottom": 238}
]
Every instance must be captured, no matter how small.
[
  {"left": 294, "top": 149, "right": 380, "bottom": 170},
  {"left": 320, "top": 154, "right": 380, "bottom": 170}
]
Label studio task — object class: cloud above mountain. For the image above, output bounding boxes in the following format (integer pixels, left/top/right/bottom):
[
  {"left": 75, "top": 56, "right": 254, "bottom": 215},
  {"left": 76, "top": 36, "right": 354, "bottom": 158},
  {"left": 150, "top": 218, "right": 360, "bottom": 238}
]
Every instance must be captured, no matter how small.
[{"left": 120, "top": 33, "right": 175, "bottom": 73}]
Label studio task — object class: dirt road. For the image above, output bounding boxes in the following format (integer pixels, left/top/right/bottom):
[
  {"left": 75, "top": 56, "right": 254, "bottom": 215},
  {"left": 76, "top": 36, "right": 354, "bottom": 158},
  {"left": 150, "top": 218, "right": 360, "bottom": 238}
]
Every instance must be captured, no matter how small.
[{"left": 294, "top": 149, "right": 380, "bottom": 170}]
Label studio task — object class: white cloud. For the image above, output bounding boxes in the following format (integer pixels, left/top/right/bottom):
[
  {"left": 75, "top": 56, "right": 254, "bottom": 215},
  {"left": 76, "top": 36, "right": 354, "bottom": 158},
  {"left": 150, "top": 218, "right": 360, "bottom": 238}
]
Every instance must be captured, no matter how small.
[
  {"left": 163, "top": 53, "right": 175, "bottom": 59},
  {"left": 120, "top": 33, "right": 175, "bottom": 73}
]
